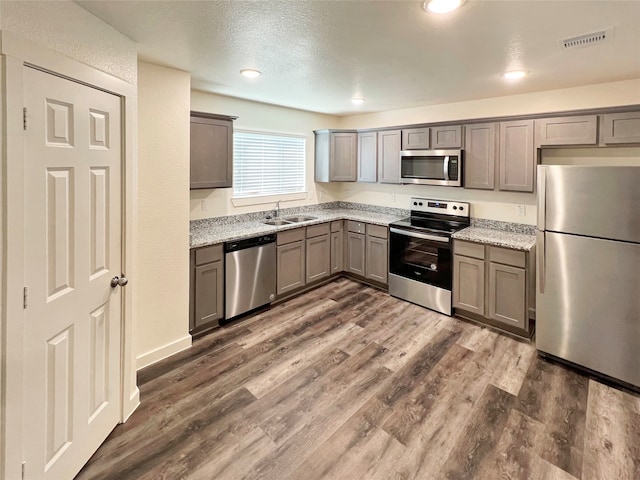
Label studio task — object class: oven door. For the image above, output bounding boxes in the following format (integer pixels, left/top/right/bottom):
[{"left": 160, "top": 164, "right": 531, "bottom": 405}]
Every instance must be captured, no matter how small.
[{"left": 389, "top": 227, "right": 452, "bottom": 290}]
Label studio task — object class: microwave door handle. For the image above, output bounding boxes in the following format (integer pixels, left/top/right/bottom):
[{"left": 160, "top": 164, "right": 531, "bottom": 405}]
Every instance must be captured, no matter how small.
[
  {"left": 389, "top": 227, "right": 450, "bottom": 243},
  {"left": 443, "top": 155, "right": 450, "bottom": 181}
]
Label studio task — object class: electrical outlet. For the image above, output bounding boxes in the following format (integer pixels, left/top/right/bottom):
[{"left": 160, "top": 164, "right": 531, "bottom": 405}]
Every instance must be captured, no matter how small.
[
  {"left": 201, "top": 200, "right": 208, "bottom": 211},
  {"left": 517, "top": 205, "right": 526, "bottom": 216}
]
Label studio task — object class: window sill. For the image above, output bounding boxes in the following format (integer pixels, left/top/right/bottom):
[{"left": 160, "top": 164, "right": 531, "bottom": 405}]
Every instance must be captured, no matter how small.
[{"left": 231, "top": 191, "right": 309, "bottom": 207}]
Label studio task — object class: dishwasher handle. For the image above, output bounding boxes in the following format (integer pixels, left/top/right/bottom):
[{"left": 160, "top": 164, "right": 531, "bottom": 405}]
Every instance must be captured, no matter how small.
[{"left": 225, "top": 234, "right": 276, "bottom": 253}]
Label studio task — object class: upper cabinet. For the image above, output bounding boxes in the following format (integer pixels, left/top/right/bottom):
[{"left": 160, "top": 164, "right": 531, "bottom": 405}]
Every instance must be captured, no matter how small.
[
  {"left": 401, "top": 127, "right": 430, "bottom": 150},
  {"left": 464, "top": 123, "right": 496, "bottom": 190},
  {"left": 431, "top": 125, "right": 463, "bottom": 149},
  {"left": 535, "top": 115, "right": 598, "bottom": 147},
  {"left": 378, "top": 129, "right": 402, "bottom": 183},
  {"left": 357, "top": 131, "right": 378, "bottom": 182},
  {"left": 315, "top": 130, "right": 357, "bottom": 182},
  {"left": 190, "top": 112, "right": 236, "bottom": 189},
  {"left": 499, "top": 120, "right": 535, "bottom": 192},
  {"left": 602, "top": 111, "right": 640, "bottom": 145}
]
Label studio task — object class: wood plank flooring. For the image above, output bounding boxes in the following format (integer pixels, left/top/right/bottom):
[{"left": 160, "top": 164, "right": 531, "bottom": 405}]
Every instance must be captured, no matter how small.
[{"left": 75, "top": 278, "right": 640, "bottom": 480}]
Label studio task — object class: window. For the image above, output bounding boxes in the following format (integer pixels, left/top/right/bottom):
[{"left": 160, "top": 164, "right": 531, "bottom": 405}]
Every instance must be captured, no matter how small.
[{"left": 233, "top": 130, "right": 306, "bottom": 198}]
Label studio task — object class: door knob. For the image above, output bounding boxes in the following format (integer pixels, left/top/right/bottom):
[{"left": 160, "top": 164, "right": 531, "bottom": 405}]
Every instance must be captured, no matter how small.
[{"left": 110, "top": 275, "right": 129, "bottom": 288}]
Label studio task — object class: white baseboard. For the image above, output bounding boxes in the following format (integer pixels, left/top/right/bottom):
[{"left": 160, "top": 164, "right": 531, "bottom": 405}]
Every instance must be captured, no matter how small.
[{"left": 136, "top": 334, "right": 192, "bottom": 370}]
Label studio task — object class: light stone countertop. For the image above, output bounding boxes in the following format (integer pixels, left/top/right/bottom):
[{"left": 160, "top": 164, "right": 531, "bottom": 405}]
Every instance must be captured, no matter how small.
[
  {"left": 190, "top": 207, "right": 406, "bottom": 248},
  {"left": 452, "top": 227, "right": 536, "bottom": 252}
]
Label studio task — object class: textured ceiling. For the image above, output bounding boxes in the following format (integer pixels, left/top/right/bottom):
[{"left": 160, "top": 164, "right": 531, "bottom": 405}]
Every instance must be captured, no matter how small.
[{"left": 76, "top": 1, "right": 640, "bottom": 115}]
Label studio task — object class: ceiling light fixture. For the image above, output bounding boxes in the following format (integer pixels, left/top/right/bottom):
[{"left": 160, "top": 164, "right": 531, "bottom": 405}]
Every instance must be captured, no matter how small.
[
  {"left": 503, "top": 70, "right": 528, "bottom": 80},
  {"left": 424, "top": 0, "right": 464, "bottom": 14},
  {"left": 240, "top": 69, "right": 261, "bottom": 78},
  {"left": 351, "top": 97, "right": 365, "bottom": 105}
]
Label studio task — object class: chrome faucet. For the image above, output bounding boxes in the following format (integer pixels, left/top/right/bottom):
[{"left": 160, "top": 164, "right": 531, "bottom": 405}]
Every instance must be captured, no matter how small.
[{"left": 273, "top": 200, "right": 281, "bottom": 218}]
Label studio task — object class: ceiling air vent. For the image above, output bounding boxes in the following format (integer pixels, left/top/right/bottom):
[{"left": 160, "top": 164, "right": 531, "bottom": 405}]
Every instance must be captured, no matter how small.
[{"left": 560, "top": 29, "right": 611, "bottom": 50}]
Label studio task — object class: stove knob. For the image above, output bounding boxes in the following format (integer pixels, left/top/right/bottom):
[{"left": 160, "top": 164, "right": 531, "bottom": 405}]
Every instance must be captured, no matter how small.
[
  {"left": 413, "top": 202, "right": 418, "bottom": 206},
  {"left": 459, "top": 206, "right": 464, "bottom": 211},
  {"left": 453, "top": 206, "right": 458, "bottom": 210},
  {"left": 419, "top": 202, "right": 423, "bottom": 206}
]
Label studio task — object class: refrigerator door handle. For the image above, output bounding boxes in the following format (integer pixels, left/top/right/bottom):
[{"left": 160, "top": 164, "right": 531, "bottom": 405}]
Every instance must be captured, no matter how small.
[
  {"left": 537, "top": 166, "right": 546, "bottom": 229},
  {"left": 537, "top": 231, "right": 545, "bottom": 294}
]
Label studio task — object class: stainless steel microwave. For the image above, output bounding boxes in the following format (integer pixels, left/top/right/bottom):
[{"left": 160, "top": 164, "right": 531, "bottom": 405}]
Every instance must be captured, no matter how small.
[{"left": 399, "top": 149, "right": 463, "bottom": 187}]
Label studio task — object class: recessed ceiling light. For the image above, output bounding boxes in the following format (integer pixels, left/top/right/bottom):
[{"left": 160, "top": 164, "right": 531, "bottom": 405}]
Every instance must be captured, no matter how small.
[
  {"left": 240, "top": 69, "right": 261, "bottom": 78},
  {"left": 423, "top": 0, "right": 464, "bottom": 14},
  {"left": 503, "top": 70, "right": 528, "bottom": 80},
  {"left": 351, "top": 97, "right": 366, "bottom": 105}
]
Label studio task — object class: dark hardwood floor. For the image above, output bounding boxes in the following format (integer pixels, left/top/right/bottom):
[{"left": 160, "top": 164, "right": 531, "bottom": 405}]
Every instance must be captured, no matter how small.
[{"left": 76, "top": 278, "right": 640, "bottom": 480}]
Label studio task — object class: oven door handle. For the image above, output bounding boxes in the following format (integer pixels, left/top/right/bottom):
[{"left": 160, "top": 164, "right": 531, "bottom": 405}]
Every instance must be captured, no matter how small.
[{"left": 389, "top": 227, "right": 450, "bottom": 243}]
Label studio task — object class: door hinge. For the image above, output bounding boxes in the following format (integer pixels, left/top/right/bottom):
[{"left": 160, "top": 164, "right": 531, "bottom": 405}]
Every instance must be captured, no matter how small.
[
  {"left": 23, "top": 286, "right": 28, "bottom": 309},
  {"left": 23, "top": 107, "right": 27, "bottom": 130},
  {"left": 22, "top": 461, "right": 26, "bottom": 480}
]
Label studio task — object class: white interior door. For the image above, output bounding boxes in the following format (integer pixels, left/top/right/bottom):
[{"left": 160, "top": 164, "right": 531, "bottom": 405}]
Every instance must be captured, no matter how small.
[{"left": 22, "top": 66, "right": 123, "bottom": 480}]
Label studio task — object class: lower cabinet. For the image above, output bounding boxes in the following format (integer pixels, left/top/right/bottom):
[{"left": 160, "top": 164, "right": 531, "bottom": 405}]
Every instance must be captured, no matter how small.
[
  {"left": 453, "top": 239, "right": 533, "bottom": 337},
  {"left": 277, "top": 228, "right": 306, "bottom": 296},
  {"left": 452, "top": 254, "right": 485, "bottom": 316},
  {"left": 345, "top": 221, "right": 388, "bottom": 285},
  {"left": 330, "top": 221, "right": 344, "bottom": 274},
  {"left": 306, "top": 223, "right": 331, "bottom": 283},
  {"left": 190, "top": 244, "right": 224, "bottom": 333},
  {"left": 346, "top": 231, "right": 366, "bottom": 276},
  {"left": 365, "top": 225, "right": 388, "bottom": 284}
]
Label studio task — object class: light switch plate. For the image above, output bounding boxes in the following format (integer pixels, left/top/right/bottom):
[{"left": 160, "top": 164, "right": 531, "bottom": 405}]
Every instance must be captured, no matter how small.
[{"left": 517, "top": 205, "right": 526, "bottom": 216}]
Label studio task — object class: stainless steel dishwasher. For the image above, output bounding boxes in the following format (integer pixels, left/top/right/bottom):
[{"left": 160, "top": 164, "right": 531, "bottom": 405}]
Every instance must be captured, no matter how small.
[{"left": 224, "top": 234, "right": 276, "bottom": 320}]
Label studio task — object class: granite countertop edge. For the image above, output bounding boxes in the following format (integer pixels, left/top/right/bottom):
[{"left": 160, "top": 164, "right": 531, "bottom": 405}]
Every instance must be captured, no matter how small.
[
  {"left": 452, "top": 227, "right": 536, "bottom": 252},
  {"left": 190, "top": 209, "right": 405, "bottom": 248}
]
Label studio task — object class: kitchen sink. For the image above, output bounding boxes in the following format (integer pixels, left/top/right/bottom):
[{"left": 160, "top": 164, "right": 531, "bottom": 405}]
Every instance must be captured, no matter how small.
[
  {"left": 263, "top": 219, "right": 293, "bottom": 226},
  {"left": 283, "top": 215, "right": 317, "bottom": 223}
]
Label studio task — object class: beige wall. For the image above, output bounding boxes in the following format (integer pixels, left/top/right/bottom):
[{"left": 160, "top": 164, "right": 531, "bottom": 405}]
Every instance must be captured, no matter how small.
[
  {"left": 0, "top": 1, "right": 137, "bottom": 84},
  {"left": 136, "top": 62, "right": 192, "bottom": 368},
  {"left": 190, "top": 91, "right": 341, "bottom": 220},
  {"left": 333, "top": 79, "right": 640, "bottom": 225}
]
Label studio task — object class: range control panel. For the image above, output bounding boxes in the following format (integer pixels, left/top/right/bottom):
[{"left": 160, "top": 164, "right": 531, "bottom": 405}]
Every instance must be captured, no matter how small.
[{"left": 410, "top": 197, "right": 470, "bottom": 218}]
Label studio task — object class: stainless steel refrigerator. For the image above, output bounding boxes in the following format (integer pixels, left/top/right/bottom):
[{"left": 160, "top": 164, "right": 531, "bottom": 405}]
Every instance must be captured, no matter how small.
[{"left": 537, "top": 165, "right": 640, "bottom": 388}]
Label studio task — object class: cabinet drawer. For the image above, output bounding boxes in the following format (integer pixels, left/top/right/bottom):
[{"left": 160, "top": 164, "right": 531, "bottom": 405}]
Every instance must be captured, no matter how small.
[
  {"left": 306, "top": 222, "right": 330, "bottom": 238},
  {"left": 330, "top": 220, "right": 343, "bottom": 233},
  {"left": 366, "top": 224, "right": 388, "bottom": 239},
  {"left": 455, "top": 240, "right": 485, "bottom": 260},
  {"left": 347, "top": 220, "right": 366, "bottom": 234},
  {"left": 489, "top": 246, "right": 526, "bottom": 268},
  {"left": 277, "top": 227, "right": 305, "bottom": 246},
  {"left": 195, "top": 244, "right": 223, "bottom": 266}
]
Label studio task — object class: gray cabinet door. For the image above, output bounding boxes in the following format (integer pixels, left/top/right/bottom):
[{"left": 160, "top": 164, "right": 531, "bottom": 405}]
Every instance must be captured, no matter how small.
[
  {"left": 535, "top": 115, "right": 598, "bottom": 146},
  {"left": 464, "top": 123, "right": 496, "bottom": 190},
  {"left": 452, "top": 254, "right": 485, "bottom": 315},
  {"left": 499, "top": 120, "right": 534, "bottom": 192},
  {"left": 602, "top": 111, "right": 640, "bottom": 144},
  {"left": 346, "top": 232, "right": 366, "bottom": 276},
  {"left": 190, "top": 114, "right": 233, "bottom": 189},
  {"left": 401, "top": 127, "right": 430, "bottom": 149},
  {"left": 330, "top": 231, "right": 344, "bottom": 274},
  {"left": 365, "top": 236, "right": 388, "bottom": 284},
  {"left": 488, "top": 262, "right": 526, "bottom": 330},
  {"left": 378, "top": 130, "right": 402, "bottom": 184},
  {"left": 306, "top": 234, "right": 331, "bottom": 283},
  {"left": 357, "top": 131, "right": 378, "bottom": 182},
  {"left": 431, "top": 125, "right": 462, "bottom": 149},
  {"left": 193, "top": 259, "right": 224, "bottom": 329},
  {"left": 330, "top": 132, "right": 357, "bottom": 181},
  {"left": 277, "top": 240, "right": 306, "bottom": 295}
]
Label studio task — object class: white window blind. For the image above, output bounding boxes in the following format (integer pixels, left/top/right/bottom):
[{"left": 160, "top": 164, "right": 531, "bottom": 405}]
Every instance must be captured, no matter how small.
[{"left": 233, "top": 131, "right": 306, "bottom": 198}]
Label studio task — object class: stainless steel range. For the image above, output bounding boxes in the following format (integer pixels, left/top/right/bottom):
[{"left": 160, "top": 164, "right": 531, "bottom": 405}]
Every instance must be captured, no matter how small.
[{"left": 388, "top": 197, "right": 470, "bottom": 315}]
